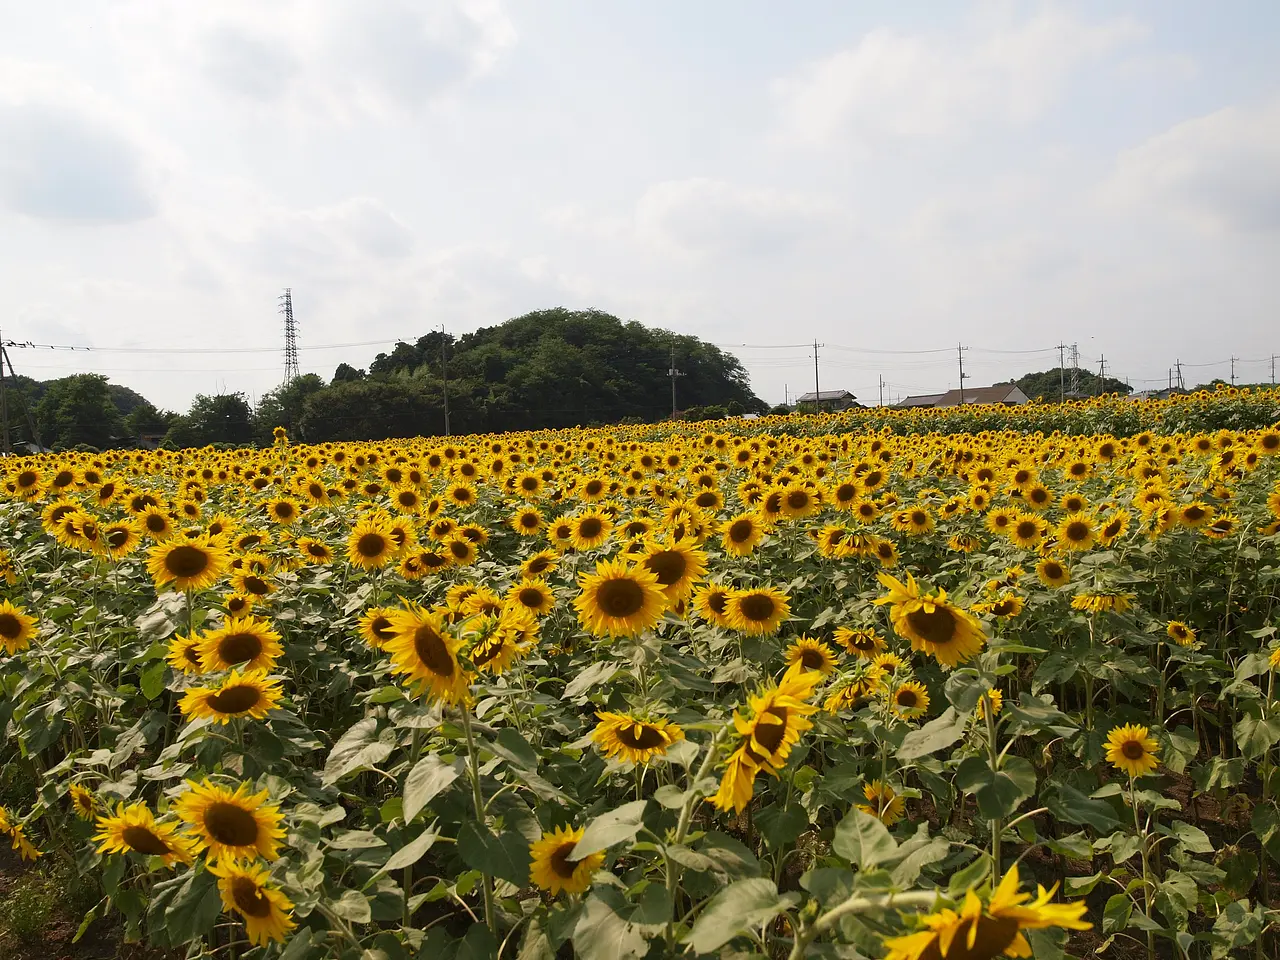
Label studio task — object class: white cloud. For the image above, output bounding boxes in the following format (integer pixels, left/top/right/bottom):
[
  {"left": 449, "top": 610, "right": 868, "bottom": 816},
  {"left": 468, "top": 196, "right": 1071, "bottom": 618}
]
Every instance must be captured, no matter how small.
[
  {"left": 1102, "top": 99, "right": 1280, "bottom": 233},
  {"left": 634, "top": 178, "right": 831, "bottom": 258},
  {"left": 772, "top": 9, "right": 1145, "bottom": 146}
]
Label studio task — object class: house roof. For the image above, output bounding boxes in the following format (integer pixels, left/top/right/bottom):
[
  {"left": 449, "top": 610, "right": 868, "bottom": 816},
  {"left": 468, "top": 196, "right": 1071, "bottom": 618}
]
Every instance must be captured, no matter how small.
[
  {"left": 796, "top": 389, "right": 855, "bottom": 402},
  {"left": 932, "top": 384, "right": 1030, "bottom": 407},
  {"left": 897, "top": 393, "right": 946, "bottom": 408}
]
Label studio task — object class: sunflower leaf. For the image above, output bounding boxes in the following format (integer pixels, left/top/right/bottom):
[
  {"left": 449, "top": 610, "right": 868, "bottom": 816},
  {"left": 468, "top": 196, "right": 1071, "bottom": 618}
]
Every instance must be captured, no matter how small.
[
  {"left": 404, "top": 753, "right": 461, "bottom": 822},
  {"left": 682, "top": 878, "right": 797, "bottom": 953},
  {"left": 570, "top": 800, "right": 649, "bottom": 860},
  {"left": 832, "top": 808, "right": 898, "bottom": 870},
  {"left": 323, "top": 717, "right": 395, "bottom": 785},
  {"left": 896, "top": 707, "right": 967, "bottom": 761}
]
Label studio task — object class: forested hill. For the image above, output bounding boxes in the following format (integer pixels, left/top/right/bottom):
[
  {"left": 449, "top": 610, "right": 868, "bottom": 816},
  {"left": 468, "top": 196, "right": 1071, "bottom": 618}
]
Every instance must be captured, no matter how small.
[{"left": 303, "top": 308, "right": 767, "bottom": 439}]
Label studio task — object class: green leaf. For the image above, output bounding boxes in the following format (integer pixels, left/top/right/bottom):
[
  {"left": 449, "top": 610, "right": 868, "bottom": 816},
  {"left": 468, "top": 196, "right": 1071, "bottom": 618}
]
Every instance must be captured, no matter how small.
[
  {"left": 696, "top": 832, "right": 761, "bottom": 880},
  {"left": 140, "top": 661, "right": 167, "bottom": 701},
  {"left": 404, "top": 753, "right": 460, "bottom": 822},
  {"left": 573, "top": 893, "right": 648, "bottom": 960},
  {"left": 330, "top": 889, "right": 372, "bottom": 924},
  {"left": 1234, "top": 712, "right": 1280, "bottom": 759},
  {"left": 322, "top": 717, "right": 394, "bottom": 785},
  {"left": 1064, "top": 872, "right": 1105, "bottom": 896},
  {"left": 563, "top": 660, "right": 620, "bottom": 700},
  {"left": 889, "top": 833, "right": 950, "bottom": 887},
  {"left": 1159, "top": 820, "right": 1213, "bottom": 854},
  {"left": 832, "top": 808, "right": 898, "bottom": 870},
  {"left": 1102, "top": 893, "right": 1131, "bottom": 935},
  {"left": 897, "top": 707, "right": 967, "bottom": 761},
  {"left": 682, "top": 878, "right": 795, "bottom": 954},
  {"left": 1044, "top": 782, "right": 1122, "bottom": 832},
  {"left": 456, "top": 922, "right": 499, "bottom": 960},
  {"left": 955, "top": 756, "right": 1037, "bottom": 819},
  {"left": 1219, "top": 851, "right": 1258, "bottom": 898},
  {"left": 163, "top": 869, "right": 221, "bottom": 945},
  {"left": 381, "top": 827, "right": 438, "bottom": 873},
  {"left": 571, "top": 800, "right": 649, "bottom": 860},
  {"left": 754, "top": 803, "right": 807, "bottom": 850},
  {"left": 458, "top": 822, "right": 533, "bottom": 887},
  {"left": 1211, "top": 901, "right": 1264, "bottom": 959},
  {"left": 494, "top": 727, "right": 539, "bottom": 769}
]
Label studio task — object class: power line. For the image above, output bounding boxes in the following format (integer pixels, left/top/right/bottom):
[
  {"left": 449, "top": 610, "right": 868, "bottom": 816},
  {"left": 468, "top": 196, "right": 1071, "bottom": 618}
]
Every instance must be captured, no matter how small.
[{"left": 0, "top": 337, "right": 400, "bottom": 355}]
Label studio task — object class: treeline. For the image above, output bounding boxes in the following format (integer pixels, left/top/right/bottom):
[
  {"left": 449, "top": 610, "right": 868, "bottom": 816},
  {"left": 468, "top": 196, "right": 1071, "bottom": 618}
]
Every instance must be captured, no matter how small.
[{"left": 2, "top": 309, "right": 766, "bottom": 451}]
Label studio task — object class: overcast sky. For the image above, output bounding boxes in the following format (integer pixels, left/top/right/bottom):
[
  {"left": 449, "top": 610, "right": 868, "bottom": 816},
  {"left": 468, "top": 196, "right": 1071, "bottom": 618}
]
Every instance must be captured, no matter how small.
[{"left": 1, "top": 1, "right": 1278, "bottom": 412}]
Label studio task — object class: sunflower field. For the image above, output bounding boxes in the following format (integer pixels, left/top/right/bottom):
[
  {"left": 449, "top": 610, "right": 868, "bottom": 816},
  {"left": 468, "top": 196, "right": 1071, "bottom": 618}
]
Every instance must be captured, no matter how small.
[{"left": 2, "top": 389, "right": 1280, "bottom": 960}]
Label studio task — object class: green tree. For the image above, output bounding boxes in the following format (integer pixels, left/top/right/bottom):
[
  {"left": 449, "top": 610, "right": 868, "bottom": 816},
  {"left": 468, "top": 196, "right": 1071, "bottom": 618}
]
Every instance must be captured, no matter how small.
[
  {"left": 165, "top": 393, "right": 255, "bottom": 448},
  {"left": 124, "top": 401, "right": 176, "bottom": 439},
  {"left": 332, "top": 363, "right": 366, "bottom": 383},
  {"left": 299, "top": 378, "right": 443, "bottom": 442},
  {"left": 254, "top": 374, "right": 327, "bottom": 442},
  {"left": 1017, "top": 368, "right": 1132, "bottom": 401},
  {"left": 35, "top": 374, "right": 125, "bottom": 450}
]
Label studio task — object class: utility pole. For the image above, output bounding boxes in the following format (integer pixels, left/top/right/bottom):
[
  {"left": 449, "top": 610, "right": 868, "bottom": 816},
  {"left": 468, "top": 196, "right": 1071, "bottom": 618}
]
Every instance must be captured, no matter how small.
[
  {"left": 1097, "top": 355, "right": 1106, "bottom": 395},
  {"left": 440, "top": 325, "right": 451, "bottom": 437},
  {"left": 1230, "top": 356, "right": 1238, "bottom": 386},
  {"left": 957, "top": 343, "right": 969, "bottom": 404},
  {"left": 784, "top": 384, "right": 789, "bottom": 407},
  {"left": 1069, "top": 342, "right": 1080, "bottom": 395},
  {"left": 0, "top": 326, "right": 8, "bottom": 455},
  {"left": 279, "top": 288, "right": 299, "bottom": 384},
  {"left": 667, "top": 343, "right": 685, "bottom": 418},
  {"left": 812, "top": 339, "right": 822, "bottom": 410},
  {"left": 878, "top": 375, "right": 885, "bottom": 407},
  {"left": 1057, "top": 343, "right": 1067, "bottom": 402},
  {"left": 1175, "top": 359, "right": 1185, "bottom": 391},
  {"left": 1272, "top": 355, "right": 1276, "bottom": 385},
  {"left": 0, "top": 336, "right": 42, "bottom": 451}
]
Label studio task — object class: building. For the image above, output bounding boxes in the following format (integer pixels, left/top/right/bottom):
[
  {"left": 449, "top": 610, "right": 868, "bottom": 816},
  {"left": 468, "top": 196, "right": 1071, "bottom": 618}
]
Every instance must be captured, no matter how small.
[
  {"left": 896, "top": 383, "right": 1030, "bottom": 409},
  {"left": 795, "top": 389, "right": 858, "bottom": 411}
]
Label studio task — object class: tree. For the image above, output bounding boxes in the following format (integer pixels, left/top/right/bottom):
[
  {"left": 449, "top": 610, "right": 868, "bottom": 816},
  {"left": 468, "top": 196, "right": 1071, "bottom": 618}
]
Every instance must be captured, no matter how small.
[
  {"left": 165, "top": 393, "right": 256, "bottom": 448},
  {"left": 299, "top": 378, "right": 443, "bottom": 442},
  {"left": 107, "top": 383, "right": 150, "bottom": 418},
  {"left": 1017, "top": 368, "right": 1132, "bottom": 401},
  {"left": 125, "top": 401, "right": 176, "bottom": 438},
  {"left": 35, "top": 374, "right": 125, "bottom": 450},
  {"left": 332, "top": 363, "right": 366, "bottom": 384},
  {"left": 254, "top": 374, "right": 327, "bottom": 442}
]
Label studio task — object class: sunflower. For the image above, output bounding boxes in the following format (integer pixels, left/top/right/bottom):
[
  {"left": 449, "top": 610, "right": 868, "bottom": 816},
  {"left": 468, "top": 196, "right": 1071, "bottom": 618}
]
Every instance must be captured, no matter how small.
[
  {"left": 721, "top": 512, "right": 764, "bottom": 556},
  {"left": 511, "top": 507, "right": 545, "bottom": 536},
  {"left": 529, "top": 825, "right": 605, "bottom": 896},
  {"left": 101, "top": 519, "right": 143, "bottom": 559},
  {"left": 1166, "top": 621, "right": 1196, "bottom": 646},
  {"left": 521, "top": 550, "right": 559, "bottom": 579},
  {"left": 506, "top": 579, "right": 556, "bottom": 617},
  {"left": 466, "top": 608, "right": 536, "bottom": 676},
  {"left": 975, "top": 593, "right": 1025, "bottom": 620},
  {"left": 948, "top": 532, "right": 981, "bottom": 553},
  {"left": 778, "top": 482, "right": 821, "bottom": 519},
  {"left": 69, "top": 784, "right": 96, "bottom": 820},
  {"left": 264, "top": 497, "right": 302, "bottom": 525},
  {"left": 890, "top": 681, "right": 930, "bottom": 719},
  {"left": 636, "top": 538, "right": 708, "bottom": 603},
  {"left": 692, "top": 583, "right": 734, "bottom": 627},
  {"left": 166, "top": 632, "right": 205, "bottom": 674},
  {"left": 712, "top": 667, "right": 821, "bottom": 813},
  {"left": 175, "top": 779, "right": 285, "bottom": 863},
  {"left": 346, "top": 515, "right": 397, "bottom": 570},
  {"left": 857, "top": 780, "right": 906, "bottom": 826},
  {"left": 1070, "top": 592, "right": 1133, "bottom": 614},
  {"left": 569, "top": 510, "right": 612, "bottom": 550},
  {"left": 591, "top": 712, "right": 685, "bottom": 764},
  {"left": 891, "top": 507, "right": 935, "bottom": 536},
  {"left": 875, "top": 573, "right": 986, "bottom": 668},
  {"left": 1035, "top": 557, "right": 1070, "bottom": 588},
  {"left": 297, "top": 537, "right": 334, "bottom": 564},
  {"left": 1056, "top": 513, "right": 1096, "bottom": 552},
  {"left": 223, "top": 592, "right": 255, "bottom": 617},
  {"left": 0, "top": 600, "right": 36, "bottom": 655},
  {"left": 823, "top": 664, "right": 885, "bottom": 712},
  {"left": 208, "top": 860, "right": 296, "bottom": 946},
  {"left": 978, "top": 688, "right": 1004, "bottom": 720},
  {"left": 179, "top": 670, "right": 284, "bottom": 724},
  {"left": 358, "top": 607, "right": 401, "bottom": 649},
  {"left": 574, "top": 559, "right": 667, "bottom": 638},
  {"left": 1203, "top": 513, "right": 1239, "bottom": 539},
  {"left": 1177, "top": 501, "right": 1214, "bottom": 528},
  {"left": 146, "top": 537, "right": 229, "bottom": 592},
  {"left": 726, "top": 586, "right": 791, "bottom": 637},
  {"left": 815, "top": 524, "right": 853, "bottom": 558},
  {"left": 385, "top": 601, "right": 470, "bottom": 703},
  {"left": 1008, "top": 514, "right": 1044, "bottom": 550},
  {"left": 882, "top": 864, "right": 1091, "bottom": 960},
  {"left": 872, "top": 537, "right": 900, "bottom": 567},
  {"left": 784, "top": 637, "right": 838, "bottom": 674},
  {"left": 1105, "top": 723, "right": 1160, "bottom": 778},
  {"left": 1097, "top": 510, "right": 1130, "bottom": 546},
  {"left": 985, "top": 507, "right": 1016, "bottom": 537},
  {"left": 94, "top": 802, "right": 194, "bottom": 866},
  {"left": 834, "top": 627, "right": 886, "bottom": 659},
  {"left": 198, "top": 616, "right": 283, "bottom": 672}
]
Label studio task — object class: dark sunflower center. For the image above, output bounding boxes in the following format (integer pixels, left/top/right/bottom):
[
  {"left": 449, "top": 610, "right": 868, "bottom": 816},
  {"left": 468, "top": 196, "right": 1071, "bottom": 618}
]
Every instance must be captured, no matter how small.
[
  {"left": 707, "top": 591, "right": 728, "bottom": 614},
  {"left": 695, "top": 492, "right": 717, "bottom": 508},
  {"left": 0, "top": 614, "right": 22, "bottom": 639},
  {"left": 357, "top": 533, "right": 388, "bottom": 557},
  {"left": 1015, "top": 521, "right": 1038, "bottom": 540},
  {"left": 911, "top": 511, "right": 927, "bottom": 525},
  {"left": 518, "top": 588, "right": 544, "bottom": 608},
  {"left": 49, "top": 504, "right": 76, "bottom": 522},
  {"left": 18, "top": 470, "right": 38, "bottom": 487},
  {"left": 522, "top": 477, "right": 539, "bottom": 490},
  {"left": 121, "top": 825, "right": 173, "bottom": 856},
  {"left": 896, "top": 690, "right": 918, "bottom": 708},
  {"left": 992, "top": 601, "right": 1015, "bottom": 617},
  {"left": 643, "top": 550, "right": 687, "bottom": 586},
  {"left": 165, "top": 545, "right": 211, "bottom": 579},
  {"left": 1183, "top": 506, "right": 1205, "bottom": 521},
  {"left": 218, "top": 632, "right": 263, "bottom": 665},
  {"left": 520, "top": 513, "right": 540, "bottom": 528},
  {"left": 308, "top": 543, "right": 328, "bottom": 557},
  {"left": 1043, "top": 563, "right": 1064, "bottom": 580},
  {"left": 371, "top": 617, "right": 396, "bottom": 641},
  {"left": 204, "top": 801, "right": 261, "bottom": 846},
  {"left": 905, "top": 605, "right": 958, "bottom": 646},
  {"left": 753, "top": 707, "right": 789, "bottom": 755},
  {"left": 229, "top": 876, "right": 275, "bottom": 918},
  {"left": 1064, "top": 521, "right": 1090, "bottom": 542},
  {"left": 413, "top": 624, "right": 455, "bottom": 677},
  {"left": 728, "top": 519, "right": 755, "bottom": 543},
  {"left": 182, "top": 644, "right": 202, "bottom": 666},
  {"left": 1121, "top": 740, "right": 1146, "bottom": 760},
  {"left": 1030, "top": 489, "right": 1049, "bottom": 504},
  {"left": 799, "top": 648, "right": 826, "bottom": 669},
  {"left": 921, "top": 915, "right": 1020, "bottom": 960},
  {"left": 208, "top": 685, "right": 264, "bottom": 714},
  {"left": 617, "top": 724, "right": 667, "bottom": 749},
  {"left": 578, "top": 518, "right": 603, "bottom": 540},
  {"left": 786, "top": 491, "right": 809, "bottom": 510},
  {"left": 449, "top": 541, "right": 471, "bottom": 559},
  {"left": 421, "top": 552, "right": 448, "bottom": 568},
  {"left": 549, "top": 842, "right": 579, "bottom": 879},
  {"left": 596, "top": 578, "right": 646, "bottom": 617},
  {"left": 738, "top": 593, "right": 776, "bottom": 622},
  {"left": 274, "top": 503, "right": 294, "bottom": 519}
]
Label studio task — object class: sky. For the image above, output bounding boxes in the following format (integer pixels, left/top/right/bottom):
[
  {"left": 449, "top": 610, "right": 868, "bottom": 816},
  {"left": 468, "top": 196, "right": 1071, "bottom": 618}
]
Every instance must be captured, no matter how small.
[{"left": 1, "top": 0, "right": 1278, "bottom": 412}]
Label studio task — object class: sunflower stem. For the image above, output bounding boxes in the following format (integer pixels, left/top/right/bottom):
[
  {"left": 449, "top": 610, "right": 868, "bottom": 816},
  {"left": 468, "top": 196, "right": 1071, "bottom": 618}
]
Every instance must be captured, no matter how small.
[
  {"left": 461, "top": 704, "right": 495, "bottom": 931},
  {"left": 1130, "top": 777, "right": 1155, "bottom": 960},
  {"left": 983, "top": 692, "right": 1002, "bottom": 871},
  {"left": 665, "top": 725, "right": 729, "bottom": 949},
  {"left": 786, "top": 890, "right": 940, "bottom": 960}
]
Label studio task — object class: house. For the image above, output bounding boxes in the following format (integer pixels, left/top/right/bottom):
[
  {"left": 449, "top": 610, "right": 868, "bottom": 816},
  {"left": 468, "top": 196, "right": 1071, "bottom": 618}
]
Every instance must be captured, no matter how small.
[
  {"left": 795, "top": 389, "right": 858, "bottom": 411},
  {"left": 897, "top": 384, "right": 1030, "bottom": 409}
]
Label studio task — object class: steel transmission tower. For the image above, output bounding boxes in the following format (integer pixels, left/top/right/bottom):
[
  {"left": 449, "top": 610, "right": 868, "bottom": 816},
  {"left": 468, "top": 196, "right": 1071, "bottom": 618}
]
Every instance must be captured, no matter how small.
[{"left": 280, "top": 288, "right": 300, "bottom": 383}]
